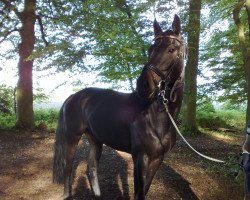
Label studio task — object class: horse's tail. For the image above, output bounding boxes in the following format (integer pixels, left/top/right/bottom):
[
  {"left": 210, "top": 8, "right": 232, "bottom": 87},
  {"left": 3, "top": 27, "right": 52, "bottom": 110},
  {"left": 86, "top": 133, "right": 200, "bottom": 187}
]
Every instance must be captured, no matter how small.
[{"left": 53, "top": 103, "right": 67, "bottom": 184}]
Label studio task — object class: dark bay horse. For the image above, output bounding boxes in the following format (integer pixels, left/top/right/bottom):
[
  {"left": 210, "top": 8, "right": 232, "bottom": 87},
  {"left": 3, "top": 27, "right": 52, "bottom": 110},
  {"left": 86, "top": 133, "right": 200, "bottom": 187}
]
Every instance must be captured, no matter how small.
[{"left": 53, "top": 15, "right": 186, "bottom": 200}]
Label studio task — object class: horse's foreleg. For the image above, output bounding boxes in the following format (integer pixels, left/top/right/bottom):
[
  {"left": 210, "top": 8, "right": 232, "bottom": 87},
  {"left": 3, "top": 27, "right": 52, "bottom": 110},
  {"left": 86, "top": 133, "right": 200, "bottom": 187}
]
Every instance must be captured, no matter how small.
[
  {"left": 86, "top": 133, "right": 103, "bottom": 197},
  {"left": 145, "top": 156, "right": 164, "bottom": 195},
  {"left": 133, "top": 154, "right": 149, "bottom": 200}
]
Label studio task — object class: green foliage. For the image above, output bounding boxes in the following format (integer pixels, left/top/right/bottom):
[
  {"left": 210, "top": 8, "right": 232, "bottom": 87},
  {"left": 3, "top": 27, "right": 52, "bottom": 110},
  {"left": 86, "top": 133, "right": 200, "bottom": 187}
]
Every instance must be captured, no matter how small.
[
  {"left": 32, "top": 1, "right": 189, "bottom": 90},
  {"left": 197, "top": 111, "right": 228, "bottom": 129},
  {"left": 197, "top": 96, "right": 215, "bottom": 113},
  {"left": 0, "top": 114, "right": 16, "bottom": 128},
  {"left": 0, "top": 84, "right": 49, "bottom": 116},
  {"left": 33, "top": 88, "right": 50, "bottom": 103},
  {"left": 34, "top": 109, "right": 59, "bottom": 130},
  {"left": 216, "top": 109, "right": 245, "bottom": 129},
  {"left": 223, "top": 100, "right": 246, "bottom": 110},
  {"left": 197, "top": 109, "right": 245, "bottom": 130},
  {"left": 199, "top": 0, "right": 249, "bottom": 105},
  {"left": 0, "top": 108, "right": 59, "bottom": 130},
  {"left": 81, "top": 0, "right": 150, "bottom": 89},
  {"left": 0, "top": 84, "right": 14, "bottom": 114}
]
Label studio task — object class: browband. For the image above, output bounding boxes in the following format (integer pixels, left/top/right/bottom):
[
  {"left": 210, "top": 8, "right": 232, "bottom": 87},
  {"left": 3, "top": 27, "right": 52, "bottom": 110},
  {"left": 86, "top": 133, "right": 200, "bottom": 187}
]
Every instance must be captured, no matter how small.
[{"left": 154, "top": 35, "right": 183, "bottom": 44}]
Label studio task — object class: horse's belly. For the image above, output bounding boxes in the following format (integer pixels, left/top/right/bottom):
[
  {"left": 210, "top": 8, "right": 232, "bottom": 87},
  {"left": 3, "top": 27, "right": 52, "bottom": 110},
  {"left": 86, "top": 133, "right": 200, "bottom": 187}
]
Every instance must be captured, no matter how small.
[{"left": 88, "top": 120, "right": 132, "bottom": 153}]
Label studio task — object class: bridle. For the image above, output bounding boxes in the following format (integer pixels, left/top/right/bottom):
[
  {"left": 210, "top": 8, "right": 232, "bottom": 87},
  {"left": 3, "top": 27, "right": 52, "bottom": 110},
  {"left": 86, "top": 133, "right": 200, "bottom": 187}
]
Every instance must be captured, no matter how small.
[
  {"left": 145, "top": 34, "right": 185, "bottom": 80},
  {"left": 144, "top": 34, "right": 186, "bottom": 101}
]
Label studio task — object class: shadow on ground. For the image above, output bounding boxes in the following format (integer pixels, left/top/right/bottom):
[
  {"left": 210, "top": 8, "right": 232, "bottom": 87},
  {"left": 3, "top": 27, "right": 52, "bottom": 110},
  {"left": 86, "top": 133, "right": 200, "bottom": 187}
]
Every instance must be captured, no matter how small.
[{"left": 70, "top": 140, "right": 199, "bottom": 200}]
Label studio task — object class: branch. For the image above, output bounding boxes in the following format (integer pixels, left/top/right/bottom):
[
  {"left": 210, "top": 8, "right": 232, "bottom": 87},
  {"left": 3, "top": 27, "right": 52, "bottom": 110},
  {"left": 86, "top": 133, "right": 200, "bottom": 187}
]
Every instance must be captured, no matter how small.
[
  {"left": 36, "top": 15, "right": 49, "bottom": 46},
  {"left": 0, "top": 0, "right": 21, "bottom": 18},
  {"left": 233, "top": 0, "right": 245, "bottom": 27},
  {"left": 0, "top": 28, "right": 19, "bottom": 43}
]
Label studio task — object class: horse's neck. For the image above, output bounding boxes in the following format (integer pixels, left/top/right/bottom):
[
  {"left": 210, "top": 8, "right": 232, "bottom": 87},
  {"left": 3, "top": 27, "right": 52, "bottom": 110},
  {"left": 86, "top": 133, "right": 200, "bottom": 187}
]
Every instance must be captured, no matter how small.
[{"left": 136, "top": 69, "right": 154, "bottom": 101}]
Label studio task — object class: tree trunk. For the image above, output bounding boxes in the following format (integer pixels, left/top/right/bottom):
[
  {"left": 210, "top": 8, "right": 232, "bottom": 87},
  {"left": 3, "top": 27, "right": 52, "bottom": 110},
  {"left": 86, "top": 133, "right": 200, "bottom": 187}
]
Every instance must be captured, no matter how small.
[
  {"left": 245, "top": 0, "right": 250, "bottom": 125},
  {"left": 233, "top": 0, "right": 250, "bottom": 127},
  {"left": 182, "top": 0, "right": 201, "bottom": 134},
  {"left": 16, "top": 0, "right": 36, "bottom": 129}
]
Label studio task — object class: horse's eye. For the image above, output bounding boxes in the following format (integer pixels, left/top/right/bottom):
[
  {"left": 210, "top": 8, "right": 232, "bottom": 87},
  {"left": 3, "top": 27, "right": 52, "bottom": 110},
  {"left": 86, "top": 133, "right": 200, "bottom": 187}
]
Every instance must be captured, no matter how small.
[{"left": 168, "top": 48, "right": 175, "bottom": 53}]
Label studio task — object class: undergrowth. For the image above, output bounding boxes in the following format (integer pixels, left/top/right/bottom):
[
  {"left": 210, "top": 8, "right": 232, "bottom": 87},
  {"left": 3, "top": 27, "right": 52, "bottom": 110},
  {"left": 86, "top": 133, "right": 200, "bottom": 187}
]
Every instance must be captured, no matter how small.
[
  {"left": 0, "top": 108, "right": 246, "bottom": 132},
  {"left": 0, "top": 108, "right": 59, "bottom": 131},
  {"left": 34, "top": 109, "right": 59, "bottom": 130},
  {"left": 197, "top": 109, "right": 245, "bottom": 131}
]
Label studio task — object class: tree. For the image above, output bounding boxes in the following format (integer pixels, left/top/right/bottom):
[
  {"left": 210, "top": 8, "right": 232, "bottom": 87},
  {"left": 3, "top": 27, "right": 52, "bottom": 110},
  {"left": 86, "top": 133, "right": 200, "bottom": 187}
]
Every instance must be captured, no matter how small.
[
  {"left": 0, "top": 0, "right": 189, "bottom": 129},
  {"left": 199, "top": 0, "right": 246, "bottom": 104},
  {"left": 0, "top": 0, "right": 49, "bottom": 129},
  {"left": 233, "top": 0, "right": 250, "bottom": 125},
  {"left": 182, "top": 0, "right": 201, "bottom": 133},
  {"left": 0, "top": 0, "right": 90, "bottom": 129},
  {"left": 199, "top": 0, "right": 250, "bottom": 127},
  {"left": 79, "top": 0, "right": 150, "bottom": 91}
]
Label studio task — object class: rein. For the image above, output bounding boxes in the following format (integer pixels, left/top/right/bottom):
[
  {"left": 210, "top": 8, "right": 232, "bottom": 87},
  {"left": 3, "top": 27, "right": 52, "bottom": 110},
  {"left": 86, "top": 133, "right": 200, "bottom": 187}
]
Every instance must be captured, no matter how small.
[{"left": 159, "top": 85, "right": 226, "bottom": 163}]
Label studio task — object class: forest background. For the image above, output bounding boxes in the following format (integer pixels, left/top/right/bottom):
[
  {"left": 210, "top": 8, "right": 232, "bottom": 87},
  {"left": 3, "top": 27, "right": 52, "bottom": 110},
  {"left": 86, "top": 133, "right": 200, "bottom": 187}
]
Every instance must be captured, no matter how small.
[{"left": 0, "top": 0, "right": 249, "bottom": 134}]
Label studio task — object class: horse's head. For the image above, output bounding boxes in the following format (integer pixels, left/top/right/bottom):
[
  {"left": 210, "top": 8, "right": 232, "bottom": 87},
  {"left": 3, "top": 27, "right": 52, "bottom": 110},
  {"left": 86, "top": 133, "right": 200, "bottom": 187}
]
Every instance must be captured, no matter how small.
[
  {"left": 148, "top": 15, "right": 184, "bottom": 79},
  {"left": 137, "top": 15, "right": 185, "bottom": 100}
]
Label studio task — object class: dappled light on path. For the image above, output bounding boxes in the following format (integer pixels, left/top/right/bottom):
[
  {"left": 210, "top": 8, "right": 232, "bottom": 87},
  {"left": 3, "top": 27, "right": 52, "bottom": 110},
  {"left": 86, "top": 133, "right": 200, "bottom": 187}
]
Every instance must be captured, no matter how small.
[{"left": 0, "top": 129, "right": 245, "bottom": 199}]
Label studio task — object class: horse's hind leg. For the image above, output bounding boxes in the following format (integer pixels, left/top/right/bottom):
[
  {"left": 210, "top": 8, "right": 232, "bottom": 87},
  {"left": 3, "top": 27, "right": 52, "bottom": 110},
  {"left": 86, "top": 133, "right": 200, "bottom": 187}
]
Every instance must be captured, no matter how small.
[
  {"left": 64, "top": 136, "right": 81, "bottom": 199},
  {"left": 86, "top": 133, "right": 103, "bottom": 197}
]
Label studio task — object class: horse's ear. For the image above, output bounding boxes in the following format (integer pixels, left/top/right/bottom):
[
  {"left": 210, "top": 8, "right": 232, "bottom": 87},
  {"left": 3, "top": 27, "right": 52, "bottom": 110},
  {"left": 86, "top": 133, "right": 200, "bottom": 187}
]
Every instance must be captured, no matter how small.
[
  {"left": 153, "top": 19, "right": 163, "bottom": 37},
  {"left": 172, "top": 14, "right": 181, "bottom": 34}
]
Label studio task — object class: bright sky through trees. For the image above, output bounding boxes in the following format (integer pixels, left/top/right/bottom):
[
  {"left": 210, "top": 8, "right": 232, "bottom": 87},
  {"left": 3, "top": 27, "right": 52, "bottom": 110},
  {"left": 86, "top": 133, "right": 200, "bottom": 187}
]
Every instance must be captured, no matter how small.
[{"left": 0, "top": 42, "right": 130, "bottom": 103}]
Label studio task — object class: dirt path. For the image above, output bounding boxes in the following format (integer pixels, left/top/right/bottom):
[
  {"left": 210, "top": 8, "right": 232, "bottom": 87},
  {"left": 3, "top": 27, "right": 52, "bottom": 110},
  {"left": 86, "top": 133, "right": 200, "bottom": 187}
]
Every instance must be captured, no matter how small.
[{"left": 0, "top": 129, "right": 245, "bottom": 200}]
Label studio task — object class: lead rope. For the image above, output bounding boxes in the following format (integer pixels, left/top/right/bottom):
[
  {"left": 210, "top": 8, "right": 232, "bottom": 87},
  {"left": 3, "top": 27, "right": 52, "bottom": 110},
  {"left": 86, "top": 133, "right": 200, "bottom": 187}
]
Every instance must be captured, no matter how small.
[{"left": 160, "top": 90, "right": 226, "bottom": 163}]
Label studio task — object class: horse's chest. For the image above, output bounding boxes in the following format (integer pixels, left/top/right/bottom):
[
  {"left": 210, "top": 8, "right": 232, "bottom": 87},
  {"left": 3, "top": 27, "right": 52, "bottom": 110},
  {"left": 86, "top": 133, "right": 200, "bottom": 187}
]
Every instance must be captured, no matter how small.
[{"left": 131, "top": 111, "right": 176, "bottom": 156}]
